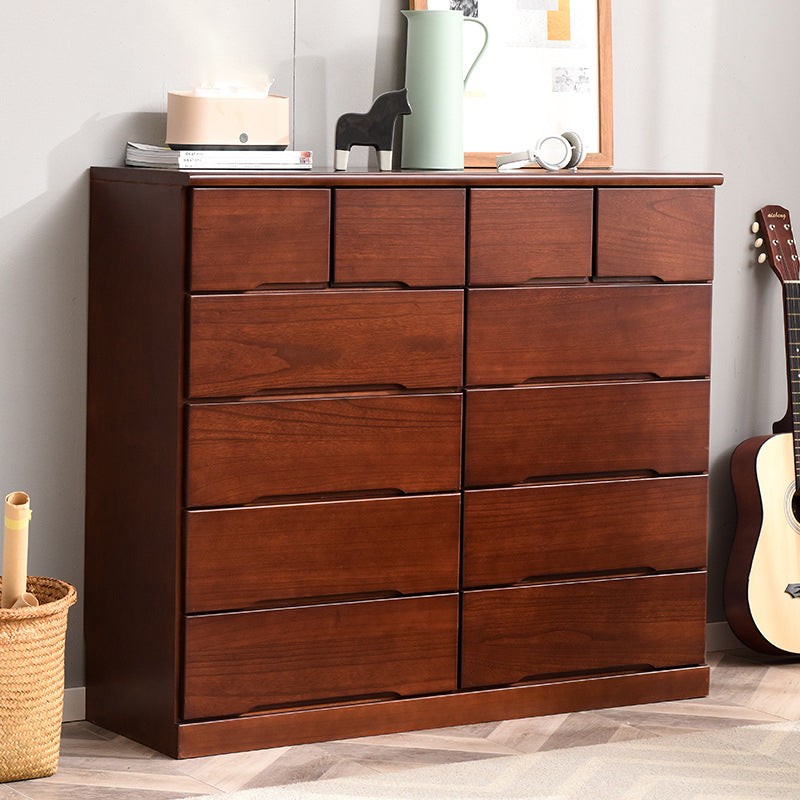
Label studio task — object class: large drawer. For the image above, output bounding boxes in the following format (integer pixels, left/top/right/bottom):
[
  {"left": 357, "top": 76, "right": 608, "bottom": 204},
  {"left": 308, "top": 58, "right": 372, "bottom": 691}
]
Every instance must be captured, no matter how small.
[
  {"left": 469, "top": 189, "right": 593, "bottom": 284},
  {"left": 190, "top": 189, "right": 330, "bottom": 290},
  {"left": 334, "top": 189, "right": 465, "bottom": 286},
  {"left": 461, "top": 572, "right": 707, "bottom": 689},
  {"left": 188, "top": 289, "right": 464, "bottom": 397},
  {"left": 466, "top": 284, "right": 711, "bottom": 385},
  {"left": 463, "top": 475, "right": 708, "bottom": 588},
  {"left": 186, "top": 393, "right": 462, "bottom": 506},
  {"left": 185, "top": 494, "right": 461, "bottom": 612},
  {"left": 183, "top": 594, "right": 459, "bottom": 719},
  {"left": 464, "top": 379, "right": 709, "bottom": 487},
  {"left": 595, "top": 188, "right": 715, "bottom": 281}
]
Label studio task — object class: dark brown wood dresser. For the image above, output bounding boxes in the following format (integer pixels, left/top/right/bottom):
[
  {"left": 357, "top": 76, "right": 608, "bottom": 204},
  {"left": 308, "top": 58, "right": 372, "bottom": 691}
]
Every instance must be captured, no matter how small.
[{"left": 85, "top": 167, "right": 722, "bottom": 758}]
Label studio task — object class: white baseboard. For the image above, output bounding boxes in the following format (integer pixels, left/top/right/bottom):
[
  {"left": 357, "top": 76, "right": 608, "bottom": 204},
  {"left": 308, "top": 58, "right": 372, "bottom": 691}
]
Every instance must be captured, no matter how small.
[
  {"left": 706, "top": 620, "right": 742, "bottom": 652},
  {"left": 59, "top": 623, "right": 743, "bottom": 725},
  {"left": 63, "top": 686, "right": 85, "bottom": 723}
]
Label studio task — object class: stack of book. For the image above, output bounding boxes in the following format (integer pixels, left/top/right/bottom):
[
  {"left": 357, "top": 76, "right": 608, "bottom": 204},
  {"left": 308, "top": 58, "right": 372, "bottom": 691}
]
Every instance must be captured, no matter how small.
[{"left": 125, "top": 142, "right": 312, "bottom": 170}]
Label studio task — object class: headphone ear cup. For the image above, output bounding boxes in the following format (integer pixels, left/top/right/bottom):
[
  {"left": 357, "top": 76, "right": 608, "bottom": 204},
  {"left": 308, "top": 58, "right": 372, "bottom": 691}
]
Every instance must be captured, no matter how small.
[
  {"left": 533, "top": 135, "right": 572, "bottom": 170},
  {"left": 561, "top": 131, "right": 585, "bottom": 169}
]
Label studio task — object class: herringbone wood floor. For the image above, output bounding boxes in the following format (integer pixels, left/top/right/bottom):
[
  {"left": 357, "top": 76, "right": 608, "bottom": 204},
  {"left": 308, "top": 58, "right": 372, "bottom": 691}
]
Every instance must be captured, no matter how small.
[{"left": 2, "top": 649, "right": 800, "bottom": 799}]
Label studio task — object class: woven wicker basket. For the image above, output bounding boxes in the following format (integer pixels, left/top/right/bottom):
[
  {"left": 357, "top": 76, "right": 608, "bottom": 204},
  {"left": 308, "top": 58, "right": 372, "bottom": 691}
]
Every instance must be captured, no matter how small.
[{"left": 0, "top": 576, "right": 76, "bottom": 783}]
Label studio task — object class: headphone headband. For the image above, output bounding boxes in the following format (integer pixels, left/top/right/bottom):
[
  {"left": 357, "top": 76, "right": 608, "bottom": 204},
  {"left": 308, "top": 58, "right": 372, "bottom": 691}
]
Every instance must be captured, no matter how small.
[{"left": 496, "top": 132, "right": 585, "bottom": 172}]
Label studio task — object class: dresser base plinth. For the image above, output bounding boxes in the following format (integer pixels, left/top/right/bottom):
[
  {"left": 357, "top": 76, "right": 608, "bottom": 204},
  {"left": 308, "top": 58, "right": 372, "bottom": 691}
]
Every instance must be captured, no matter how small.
[{"left": 174, "top": 665, "right": 709, "bottom": 759}]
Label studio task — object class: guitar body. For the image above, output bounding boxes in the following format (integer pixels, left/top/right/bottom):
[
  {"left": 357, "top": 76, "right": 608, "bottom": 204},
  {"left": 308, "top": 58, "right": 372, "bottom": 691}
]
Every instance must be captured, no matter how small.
[{"left": 727, "top": 433, "right": 800, "bottom": 654}]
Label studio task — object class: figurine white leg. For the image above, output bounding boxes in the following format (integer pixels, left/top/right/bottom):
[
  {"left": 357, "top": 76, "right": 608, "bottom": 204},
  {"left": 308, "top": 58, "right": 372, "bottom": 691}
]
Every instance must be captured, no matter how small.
[
  {"left": 334, "top": 149, "right": 350, "bottom": 171},
  {"left": 378, "top": 150, "right": 393, "bottom": 171}
]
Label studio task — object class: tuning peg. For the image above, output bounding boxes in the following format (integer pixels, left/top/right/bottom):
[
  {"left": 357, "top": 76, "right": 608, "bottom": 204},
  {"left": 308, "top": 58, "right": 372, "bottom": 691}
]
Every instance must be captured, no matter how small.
[
  {"left": 752, "top": 221, "right": 760, "bottom": 233},
  {"left": 758, "top": 253, "right": 768, "bottom": 263},
  {"left": 754, "top": 237, "right": 764, "bottom": 248}
]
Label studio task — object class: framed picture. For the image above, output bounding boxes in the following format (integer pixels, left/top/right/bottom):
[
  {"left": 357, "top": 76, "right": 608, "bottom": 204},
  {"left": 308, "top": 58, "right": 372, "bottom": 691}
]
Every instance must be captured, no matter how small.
[{"left": 409, "top": 0, "right": 613, "bottom": 168}]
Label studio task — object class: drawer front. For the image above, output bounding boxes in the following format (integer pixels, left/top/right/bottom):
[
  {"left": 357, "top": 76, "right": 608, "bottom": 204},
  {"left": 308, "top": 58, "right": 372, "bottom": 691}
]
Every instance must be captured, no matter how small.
[
  {"left": 461, "top": 573, "right": 707, "bottom": 688},
  {"left": 183, "top": 594, "right": 459, "bottom": 719},
  {"left": 464, "top": 380, "right": 709, "bottom": 487},
  {"left": 186, "top": 393, "right": 462, "bottom": 506},
  {"left": 466, "top": 284, "right": 711, "bottom": 385},
  {"left": 463, "top": 475, "right": 708, "bottom": 588},
  {"left": 334, "top": 189, "right": 465, "bottom": 286},
  {"left": 595, "top": 188, "right": 715, "bottom": 281},
  {"left": 185, "top": 494, "right": 461, "bottom": 612},
  {"left": 469, "top": 189, "right": 593, "bottom": 284},
  {"left": 190, "top": 189, "right": 330, "bottom": 290},
  {"left": 188, "top": 289, "right": 464, "bottom": 397}
]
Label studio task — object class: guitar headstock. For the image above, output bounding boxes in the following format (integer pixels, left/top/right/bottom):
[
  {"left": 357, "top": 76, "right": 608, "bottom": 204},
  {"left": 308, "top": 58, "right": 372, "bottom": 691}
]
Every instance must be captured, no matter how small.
[{"left": 753, "top": 205, "right": 799, "bottom": 283}]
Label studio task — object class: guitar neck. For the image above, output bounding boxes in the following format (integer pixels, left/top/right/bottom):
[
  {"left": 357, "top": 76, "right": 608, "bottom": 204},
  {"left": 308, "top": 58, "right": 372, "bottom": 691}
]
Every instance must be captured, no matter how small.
[
  {"left": 785, "top": 281, "right": 800, "bottom": 492},
  {"left": 754, "top": 204, "right": 800, "bottom": 444}
]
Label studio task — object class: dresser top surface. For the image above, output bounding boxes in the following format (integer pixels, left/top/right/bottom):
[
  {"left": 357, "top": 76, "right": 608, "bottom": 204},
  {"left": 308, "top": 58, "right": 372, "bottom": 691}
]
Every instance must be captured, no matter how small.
[{"left": 90, "top": 166, "right": 724, "bottom": 189}]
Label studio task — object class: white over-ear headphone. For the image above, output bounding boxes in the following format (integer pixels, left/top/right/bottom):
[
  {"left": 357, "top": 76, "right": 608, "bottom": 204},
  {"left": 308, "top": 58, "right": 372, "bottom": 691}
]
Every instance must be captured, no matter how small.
[{"left": 496, "top": 132, "right": 585, "bottom": 172}]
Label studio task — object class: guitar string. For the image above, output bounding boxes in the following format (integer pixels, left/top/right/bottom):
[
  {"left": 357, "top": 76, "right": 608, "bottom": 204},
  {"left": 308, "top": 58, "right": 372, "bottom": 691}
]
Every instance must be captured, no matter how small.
[
  {"left": 787, "top": 270, "right": 800, "bottom": 497},
  {"left": 773, "top": 212, "right": 800, "bottom": 498}
]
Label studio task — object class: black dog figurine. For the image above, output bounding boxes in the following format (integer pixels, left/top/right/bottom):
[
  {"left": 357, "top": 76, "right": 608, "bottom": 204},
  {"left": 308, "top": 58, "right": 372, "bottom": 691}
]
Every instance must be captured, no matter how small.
[{"left": 334, "top": 88, "right": 411, "bottom": 171}]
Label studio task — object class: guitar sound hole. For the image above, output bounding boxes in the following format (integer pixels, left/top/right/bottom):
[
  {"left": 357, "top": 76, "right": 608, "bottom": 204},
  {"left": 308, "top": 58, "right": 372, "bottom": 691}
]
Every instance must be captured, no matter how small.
[
  {"left": 792, "top": 491, "right": 800, "bottom": 526},
  {"left": 783, "top": 482, "right": 800, "bottom": 533}
]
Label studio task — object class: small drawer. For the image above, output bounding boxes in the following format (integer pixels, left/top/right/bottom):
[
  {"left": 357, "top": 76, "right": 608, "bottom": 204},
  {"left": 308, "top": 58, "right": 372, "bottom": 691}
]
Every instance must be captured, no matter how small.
[
  {"left": 464, "top": 379, "right": 709, "bottom": 487},
  {"left": 595, "top": 188, "right": 715, "bottom": 281},
  {"left": 469, "top": 189, "right": 593, "bottom": 284},
  {"left": 186, "top": 392, "right": 463, "bottom": 506},
  {"left": 185, "top": 494, "right": 461, "bottom": 612},
  {"left": 463, "top": 475, "right": 708, "bottom": 588},
  {"left": 461, "top": 573, "right": 707, "bottom": 689},
  {"left": 334, "top": 189, "right": 465, "bottom": 286},
  {"left": 188, "top": 289, "right": 464, "bottom": 397},
  {"left": 190, "top": 189, "right": 330, "bottom": 290},
  {"left": 183, "top": 594, "right": 459, "bottom": 719},
  {"left": 466, "top": 284, "right": 711, "bottom": 385}
]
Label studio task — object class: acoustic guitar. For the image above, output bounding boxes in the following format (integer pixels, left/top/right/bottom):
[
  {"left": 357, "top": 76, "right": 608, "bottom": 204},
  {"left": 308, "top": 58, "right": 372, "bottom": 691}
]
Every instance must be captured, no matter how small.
[{"left": 725, "top": 205, "right": 800, "bottom": 654}]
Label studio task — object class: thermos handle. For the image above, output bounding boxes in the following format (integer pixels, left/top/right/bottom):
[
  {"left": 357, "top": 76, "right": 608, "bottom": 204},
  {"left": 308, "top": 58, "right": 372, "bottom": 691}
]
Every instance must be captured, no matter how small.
[{"left": 463, "top": 18, "right": 489, "bottom": 88}]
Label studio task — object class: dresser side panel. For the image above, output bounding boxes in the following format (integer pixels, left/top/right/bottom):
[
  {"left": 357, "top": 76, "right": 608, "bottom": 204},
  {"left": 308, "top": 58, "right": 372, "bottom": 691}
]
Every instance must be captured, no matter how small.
[{"left": 85, "top": 178, "right": 185, "bottom": 756}]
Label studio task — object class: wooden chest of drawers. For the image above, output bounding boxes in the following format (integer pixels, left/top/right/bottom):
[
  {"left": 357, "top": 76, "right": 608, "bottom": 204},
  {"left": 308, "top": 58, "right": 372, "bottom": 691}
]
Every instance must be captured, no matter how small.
[{"left": 86, "top": 167, "right": 721, "bottom": 758}]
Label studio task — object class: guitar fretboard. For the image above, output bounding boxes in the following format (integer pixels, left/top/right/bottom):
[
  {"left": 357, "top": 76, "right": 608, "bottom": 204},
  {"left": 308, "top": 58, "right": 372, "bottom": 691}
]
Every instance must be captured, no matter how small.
[{"left": 785, "top": 280, "right": 800, "bottom": 492}]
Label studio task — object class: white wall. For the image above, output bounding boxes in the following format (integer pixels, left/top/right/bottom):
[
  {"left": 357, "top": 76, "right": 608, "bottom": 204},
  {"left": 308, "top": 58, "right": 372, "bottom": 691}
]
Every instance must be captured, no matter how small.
[{"left": 0, "top": 0, "right": 798, "bottom": 689}]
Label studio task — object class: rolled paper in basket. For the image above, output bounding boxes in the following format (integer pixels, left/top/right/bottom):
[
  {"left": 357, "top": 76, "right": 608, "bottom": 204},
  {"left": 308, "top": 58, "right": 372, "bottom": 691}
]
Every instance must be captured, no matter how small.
[{"left": 2, "top": 491, "right": 39, "bottom": 609}]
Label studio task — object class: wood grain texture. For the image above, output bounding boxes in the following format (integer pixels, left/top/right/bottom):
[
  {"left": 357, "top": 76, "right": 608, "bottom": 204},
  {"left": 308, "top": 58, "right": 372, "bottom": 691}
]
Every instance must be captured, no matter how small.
[
  {"left": 184, "top": 494, "right": 461, "bottom": 612},
  {"left": 464, "top": 379, "right": 710, "bottom": 487},
  {"left": 177, "top": 665, "right": 709, "bottom": 757},
  {"left": 595, "top": 188, "right": 715, "bottom": 281},
  {"left": 463, "top": 475, "right": 708, "bottom": 587},
  {"left": 468, "top": 189, "right": 593, "bottom": 284},
  {"left": 85, "top": 179, "right": 184, "bottom": 756},
  {"left": 186, "top": 393, "right": 463, "bottom": 506},
  {"left": 183, "top": 595, "right": 459, "bottom": 719},
  {"left": 85, "top": 168, "right": 718, "bottom": 760},
  {"left": 595, "top": 0, "right": 614, "bottom": 168},
  {"left": 91, "top": 166, "right": 724, "bottom": 189},
  {"left": 334, "top": 188, "right": 465, "bottom": 286},
  {"left": 461, "top": 572, "right": 707, "bottom": 688},
  {"left": 188, "top": 289, "right": 464, "bottom": 397},
  {"left": 190, "top": 188, "right": 330, "bottom": 290},
  {"left": 466, "top": 284, "right": 711, "bottom": 384}
]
